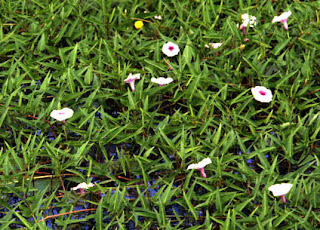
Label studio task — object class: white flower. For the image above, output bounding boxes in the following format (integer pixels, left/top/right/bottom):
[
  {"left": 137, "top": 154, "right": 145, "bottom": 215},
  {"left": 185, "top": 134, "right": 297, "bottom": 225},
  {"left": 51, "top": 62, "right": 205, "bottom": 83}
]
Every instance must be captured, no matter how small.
[
  {"left": 187, "top": 158, "right": 212, "bottom": 178},
  {"left": 154, "top": 15, "right": 162, "bottom": 20},
  {"left": 272, "top": 11, "right": 292, "bottom": 30},
  {"left": 209, "top": 43, "right": 223, "bottom": 49},
  {"left": 251, "top": 86, "right": 273, "bottom": 103},
  {"left": 187, "top": 158, "right": 212, "bottom": 170},
  {"left": 241, "top": 13, "right": 257, "bottom": 28},
  {"left": 124, "top": 73, "right": 141, "bottom": 91},
  {"left": 239, "top": 13, "right": 257, "bottom": 35},
  {"left": 50, "top": 108, "right": 74, "bottom": 122},
  {"left": 268, "top": 183, "right": 293, "bottom": 196},
  {"left": 268, "top": 183, "right": 293, "bottom": 203},
  {"left": 72, "top": 182, "right": 95, "bottom": 191},
  {"left": 162, "top": 42, "right": 180, "bottom": 57},
  {"left": 151, "top": 77, "right": 173, "bottom": 86}
]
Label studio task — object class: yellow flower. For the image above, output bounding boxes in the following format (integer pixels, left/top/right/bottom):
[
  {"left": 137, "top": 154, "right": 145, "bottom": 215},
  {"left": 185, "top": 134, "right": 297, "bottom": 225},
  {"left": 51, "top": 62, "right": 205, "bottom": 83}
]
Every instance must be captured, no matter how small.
[{"left": 134, "top": 21, "right": 144, "bottom": 29}]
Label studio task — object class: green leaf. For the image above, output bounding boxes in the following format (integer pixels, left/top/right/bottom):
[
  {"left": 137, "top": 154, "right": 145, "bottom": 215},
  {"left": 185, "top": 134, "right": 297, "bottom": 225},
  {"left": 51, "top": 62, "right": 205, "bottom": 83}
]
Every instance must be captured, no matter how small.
[
  {"left": 183, "top": 191, "right": 198, "bottom": 220},
  {"left": 69, "top": 43, "right": 78, "bottom": 67},
  {"left": 96, "top": 199, "right": 103, "bottom": 230},
  {"left": 182, "top": 40, "right": 194, "bottom": 64},
  {"left": 242, "top": 57, "right": 262, "bottom": 77},
  {"left": 213, "top": 123, "right": 222, "bottom": 146},
  {"left": 13, "top": 209, "right": 32, "bottom": 229},
  {"left": 37, "top": 33, "right": 46, "bottom": 52},
  {"left": 272, "top": 38, "right": 291, "bottom": 55}
]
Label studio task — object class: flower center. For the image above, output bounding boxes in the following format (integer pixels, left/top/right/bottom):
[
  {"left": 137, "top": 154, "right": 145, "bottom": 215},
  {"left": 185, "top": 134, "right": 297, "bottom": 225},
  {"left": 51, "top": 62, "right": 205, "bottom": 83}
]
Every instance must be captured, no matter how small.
[
  {"left": 259, "top": 90, "right": 266, "bottom": 96},
  {"left": 168, "top": 46, "right": 174, "bottom": 51},
  {"left": 58, "top": 112, "right": 65, "bottom": 115}
]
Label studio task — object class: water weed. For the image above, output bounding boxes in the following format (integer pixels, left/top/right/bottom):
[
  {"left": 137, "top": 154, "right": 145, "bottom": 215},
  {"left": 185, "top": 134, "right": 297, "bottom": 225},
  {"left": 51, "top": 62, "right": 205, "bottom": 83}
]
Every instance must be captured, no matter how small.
[{"left": 0, "top": 0, "right": 319, "bottom": 229}]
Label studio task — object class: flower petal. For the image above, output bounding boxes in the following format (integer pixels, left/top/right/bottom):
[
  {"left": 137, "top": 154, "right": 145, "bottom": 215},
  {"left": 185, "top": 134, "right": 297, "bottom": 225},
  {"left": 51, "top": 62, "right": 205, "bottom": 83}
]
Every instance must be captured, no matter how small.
[
  {"left": 187, "top": 158, "right": 212, "bottom": 170},
  {"left": 72, "top": 182, "right": 95, "bottom": 190},
  {"left": 50, "top": 108, "right": 74, "bottom": 121},
  {"left": 151, "top": 77, "right": 173, "bottom": 86},
  {"left": 162, "top": 42, "right": 180, "bottom": 57},
  {"left": 268, "top": 183, "right": 293, "bottom": 196},
  {"left": 251, "top": 86, "right": 273, "bottom": 103},
  {"left": 272, "top": 11, "right": 292, "bottom": 23}
]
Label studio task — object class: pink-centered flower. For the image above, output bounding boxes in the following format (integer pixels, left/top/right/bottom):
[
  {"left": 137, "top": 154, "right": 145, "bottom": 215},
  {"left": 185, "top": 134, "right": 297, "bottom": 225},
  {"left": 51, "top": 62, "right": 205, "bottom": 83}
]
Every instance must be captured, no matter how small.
[
  {"left": 268, "top": 183, "right": 293, "bottom": 203},
  {"left": 50, "top": 108, "right": 74, "bottom": 124},
  {"left": 251, "top": 86, "right": 273, "bottom": 103},
  {"left": 238, "top": 13, "right": 257, "bottom": 35},
  {"left": 72, "top": 182, "right": 95, "bottom": 194},
  {"left": 151, "top": 77, "right": 173, "bottom": 86},
  {"left": 187, "top": 158, "right": 212, "bottom": 178},
  {"left": 124, "top": 73, "right": 140, "bottom": 92},
  {"left": 162, "top": 42, "right": 180, "bottom": 57},
  {"left": 272, "top": 11, "right": 292, "bottom": 30}
]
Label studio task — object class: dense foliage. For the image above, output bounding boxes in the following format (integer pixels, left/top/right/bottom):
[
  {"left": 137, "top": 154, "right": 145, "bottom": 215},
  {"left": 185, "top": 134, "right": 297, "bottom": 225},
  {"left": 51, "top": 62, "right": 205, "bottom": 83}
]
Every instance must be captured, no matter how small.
[{"left": 0, "top": 0, "right": 319, "bottom": 229}]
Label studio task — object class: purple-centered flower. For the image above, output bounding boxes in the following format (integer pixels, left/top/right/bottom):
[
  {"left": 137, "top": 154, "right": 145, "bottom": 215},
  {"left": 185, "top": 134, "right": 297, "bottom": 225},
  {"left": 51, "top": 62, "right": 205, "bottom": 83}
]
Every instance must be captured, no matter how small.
[
  {"left": 187, "top": 158, "right": 212, "bottom": 178},
  {"left": 50, "top": 108, "right": 74, "bottom": 124},
  {"left": 72, "top": 182, "right": 95, "bottom": 194},
  {"left": 268, "top": 183, "right": 293, "bottom": 203},
  {"left": 162, "top": 42, "right": 180, "bottom": 57},
  {"left": 251, "top": 86, "right": 273, "bottom": 103},
  {"left": 272, "top": 11, "right": 292, "bottom": 30},
  {"left": 124, "top": 73, "right": 140, "bottom": 92},
  {"left": 151, "top": 77, "right": 173, "bottom": 86}
]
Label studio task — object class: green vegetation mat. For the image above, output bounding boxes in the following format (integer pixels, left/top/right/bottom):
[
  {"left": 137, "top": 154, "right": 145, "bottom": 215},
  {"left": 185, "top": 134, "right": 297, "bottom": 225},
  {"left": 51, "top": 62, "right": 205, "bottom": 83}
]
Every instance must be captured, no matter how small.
[{"left": 0, "top": 0, "right": 319, "bottom": 229}]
